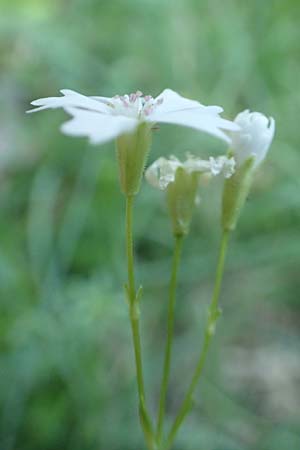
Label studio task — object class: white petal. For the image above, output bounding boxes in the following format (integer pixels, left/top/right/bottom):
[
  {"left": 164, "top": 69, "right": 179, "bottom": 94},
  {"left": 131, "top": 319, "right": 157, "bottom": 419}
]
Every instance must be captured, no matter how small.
[
  {"left": 183, "top": 155, "right": 235, "bottom": 178},
  {"left": 91, "top": 96, "right": 113, "bottom": 103},
  {"left": 268, "top": 117, "right": 276, "bottom": 141},
  {"left": 145, "top": 157, "right": 181, "bottom": 190},
  {"left": 146, "top": 154, "right": 235, "bottom": 190},
  {"left": 61, "top": 107, "right": 138, "bottom": 144},
  {"left": 154, "top": 88, "right": 223, "bottom": 115},
  {"left": 231, "top": 110, "right": 275, "bottom": 168},
  {"left": 27, "top": 89, "right": 110, "bottom": 114},
  {"left": 147, "top": 110, "right": 236, "bottom": 143}
]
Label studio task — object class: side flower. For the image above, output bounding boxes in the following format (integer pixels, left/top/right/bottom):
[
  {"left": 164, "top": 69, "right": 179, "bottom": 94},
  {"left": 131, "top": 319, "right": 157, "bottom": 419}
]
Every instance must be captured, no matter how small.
[
  {"left": 222, "top": 110, "right": 275, "bottom": 231},
  {"left": 146, "top": 154, "right": 235, "bottom": 237},
  {"left": 27, "top": 89, "right": 239, "bottom": 196}
]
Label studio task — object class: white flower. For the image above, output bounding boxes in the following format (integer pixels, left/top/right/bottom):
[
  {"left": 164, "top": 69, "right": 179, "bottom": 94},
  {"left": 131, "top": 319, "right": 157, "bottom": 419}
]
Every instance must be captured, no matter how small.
[
  {"left": 145, "top": 154, "right": 235, "bottom": 190},
  {"left": 27, "top": 88, "right": 239, "bottom": 145},
  {"left": 231, "top": 110, "right": 275, "bottom": 168}
]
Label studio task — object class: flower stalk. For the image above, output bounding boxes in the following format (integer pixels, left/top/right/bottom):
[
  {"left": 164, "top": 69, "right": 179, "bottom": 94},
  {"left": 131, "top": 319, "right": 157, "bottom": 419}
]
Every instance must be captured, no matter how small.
[
  {"left": 164, "top": 230, "right": 229, "bottom": 450},
  {"left": 156, "top": 234, "right": 184, "bottom": 444},
  {"left": 125, "top": 195, "right": 156, "bottom": 450}
]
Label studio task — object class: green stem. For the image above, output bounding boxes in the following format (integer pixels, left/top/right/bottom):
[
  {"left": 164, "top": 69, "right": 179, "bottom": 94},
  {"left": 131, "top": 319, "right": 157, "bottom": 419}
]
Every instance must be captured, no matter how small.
[
  {"left": 125, "top": 195, "right": 155, "bottom": 450},
  {"left": 164, "top": 230, "right": 230, "bottom": 450},
  {"left": 126, "top": 195, "right": 136, "bottom": 301},
  {"left": 156, "top": 235, "right": 184, "bottom": 444}
]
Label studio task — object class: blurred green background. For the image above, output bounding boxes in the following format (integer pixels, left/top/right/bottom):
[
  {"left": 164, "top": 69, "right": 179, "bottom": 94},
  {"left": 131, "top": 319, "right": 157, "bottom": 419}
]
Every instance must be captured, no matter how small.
[{"left": 1, "top": 0, "right": 300, "bottom": 449}]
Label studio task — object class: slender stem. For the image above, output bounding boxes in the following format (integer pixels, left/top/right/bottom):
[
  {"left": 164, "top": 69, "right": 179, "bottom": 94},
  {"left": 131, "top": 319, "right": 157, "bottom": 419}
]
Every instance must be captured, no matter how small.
[
  {"left": 209, "top": 230, "right": 230, "bottom": 317},
  {"left": 125, "top": 195, "right": 155, "bottom": 450},
  {"left": 156, "top": 235, "right": 184, "bottom": 444},
  {"left": 126, "top": 195, "right": 136, "bottom": 300},
  {"left": 164, "top": 230, "right": 230, "bottom": 450}
]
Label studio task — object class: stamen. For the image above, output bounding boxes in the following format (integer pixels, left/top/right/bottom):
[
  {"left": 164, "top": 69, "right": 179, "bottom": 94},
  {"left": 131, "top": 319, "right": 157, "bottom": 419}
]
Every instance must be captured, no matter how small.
[
  {"left": 144, "top": 106, "right": 154, "bottom": 116},
  {"left": 120, "top": 96, "right": 129, "bottom": 107},
  {"left": 129, "top": 93, "right": 137, "bottom": 103},
  {"left": 111, "top": 91, "right": 163, "bottom": 118}
]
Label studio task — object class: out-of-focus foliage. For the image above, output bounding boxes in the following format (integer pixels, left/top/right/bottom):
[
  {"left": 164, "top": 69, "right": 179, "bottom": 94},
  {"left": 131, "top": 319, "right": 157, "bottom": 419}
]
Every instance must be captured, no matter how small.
[{"left": 0, "top": 0, "right": 300, "bottom": 449}]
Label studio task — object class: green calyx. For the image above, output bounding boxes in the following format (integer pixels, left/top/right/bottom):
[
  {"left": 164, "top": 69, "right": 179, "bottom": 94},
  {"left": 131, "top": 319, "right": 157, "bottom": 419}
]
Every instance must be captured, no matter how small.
[
  {"left": 116, "top": 122, "right": 152, "bottom": 196},
  {"left": 166, "top": 168, "right": 199, "bottom": 237},
  {"left": 222, "top": 156, "right": 255, "bottom": 232}
]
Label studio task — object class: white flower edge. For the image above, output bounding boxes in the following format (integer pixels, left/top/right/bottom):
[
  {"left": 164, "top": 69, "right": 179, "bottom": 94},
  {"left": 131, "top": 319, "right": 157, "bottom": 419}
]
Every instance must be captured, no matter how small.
[
  {"left": 230, "top": 110, "right": 275, "bottom": 168},
  {"left": 27, "top": 88, "right": 239, "bottom": 145},
  {"left": 145, "top": 154, "right": 236, "bottom": 190}
]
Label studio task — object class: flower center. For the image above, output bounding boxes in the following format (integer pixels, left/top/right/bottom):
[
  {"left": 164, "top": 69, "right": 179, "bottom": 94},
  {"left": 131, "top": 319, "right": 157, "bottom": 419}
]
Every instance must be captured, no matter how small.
[{"left": 107, "top": 91, "right": 163, "bottom": 119}]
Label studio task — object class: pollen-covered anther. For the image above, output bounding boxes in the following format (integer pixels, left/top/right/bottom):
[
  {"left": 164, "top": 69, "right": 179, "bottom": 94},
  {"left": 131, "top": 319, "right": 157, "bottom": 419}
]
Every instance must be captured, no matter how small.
[
  {"left": 129, "top": 93, "right": 137, "bottom": 103},
  {"left": 120, "top": 96, "right": 130, "bottom": 108},
  {"left": 143, "top": 106, "right": 154, "bottom": 116},
  {"left": 142, "top": 96, "right": 164, "bottom": 116}
]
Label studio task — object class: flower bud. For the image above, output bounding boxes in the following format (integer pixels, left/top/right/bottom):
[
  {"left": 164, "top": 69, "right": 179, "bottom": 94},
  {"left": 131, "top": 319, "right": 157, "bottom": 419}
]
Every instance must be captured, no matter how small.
[
  {"left": 116, "top": 122, "right": 152, "bottom": 196},
  {"left": 146, "top": 154, "right": 235, "bottom": 237},
  {"left": 231, "top": 110, "right": 275, "bottom": 168},
  {"left": 222, "top": 110, "right": 275, "bottom": 231}
]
